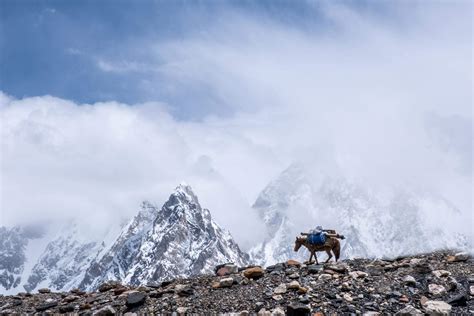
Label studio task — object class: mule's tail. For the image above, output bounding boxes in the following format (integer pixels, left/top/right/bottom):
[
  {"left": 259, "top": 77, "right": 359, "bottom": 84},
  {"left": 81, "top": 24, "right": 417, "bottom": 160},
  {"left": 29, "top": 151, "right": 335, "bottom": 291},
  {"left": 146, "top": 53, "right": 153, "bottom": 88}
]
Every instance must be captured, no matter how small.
[{"left": 333, "top": 239, "right": 341, "bottom": 262}]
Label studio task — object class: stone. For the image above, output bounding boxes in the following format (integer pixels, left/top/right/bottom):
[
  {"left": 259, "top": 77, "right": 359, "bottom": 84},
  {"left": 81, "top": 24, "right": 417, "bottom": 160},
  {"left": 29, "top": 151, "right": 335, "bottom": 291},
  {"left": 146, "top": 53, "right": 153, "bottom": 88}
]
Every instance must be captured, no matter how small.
[
  {"left": 349, "top": 271, "right": 368, "bottom": 279},
  {"left": 243, "top": 267, "right": 264, "bottom": 279},
  {"left": 343, "top": 293, "right": 353, "bottom": 302},
  {"left": 412, "top": 262, "right": 433, "bottom": 274},
  {"left": 287, "top": 259, "right": 301, "bottom": 267},
  {"left": 307, "top": 264, "right": 324, "bottom": 274},
  {"left": 288, "top": 272, "right": 300, "bottom": 279},
  {"left": 423, "top": 301, "right": 452, "bottom": 315},
  {"left": 94, "top": 305, "right": 116, "bottom": 316},
  {"left": 324, "top": 263, "right": 348, "bottom": 273},
  {"left": 58, "top": 305, "right": 75, "bottom": 313},
  {"left": 420, "top": 296, "right": 429, "bottom": 306},
  {"left": 35, "top": 300, "right": 58, "bottom": 312},
  {"left": 126, "top": 292, "right": 146, "bottom": 307},
  {"left": 176, "top": 307, "right": 188, "bottom": 314},
  {"left": 447, "top": 252, "right": 469, "bottom": 262},
  {"left": 286, "top": 303, "right": 310, "bottom": 316},
  {"left": 395, "top": 305, "right": 423, "bottom": 315},
  {"left": 219, "top": 277, "right": 234, "bottom": 288},
  {"left": 273, "top": 283, "right": 287, "bottom": 294},
  {"left": 257, "top": 308, "right": 271, "bottom": 316},
  {"left": 403, "top": 275, "right": 417, "bottom": 286},
  {"left": 297, "top": 287, "right": 308, "bottom": 294},
  {"left": 38, "top": 288, "right": 51, "bottom": 294},
  {"left": 447, "top": 293, "right": 468, "bottom": 307},
  {"left": 363, "top": 312, "right": 380, "bottom": 316},
  {"left": 432, "top": 270, "right": 451, "bottom": 278},
  {"left": 175, "top": 284, "right": 193, "bottom": 296},
  {"left": 272, "top": 294, "right": 283, "bottom": 301},
  {"left": 217, "top": 267, "right": 231, "bottom": 276},
  {"left": 399, "top": 295, "right": 409, "bottom": 303},
  {"left": 470, "top": 285, "right": 474, "bottom": 296},
  {"left": 98, "top": 281, "right": 120, "bottom": 293},
  {"left": 428, "top": 284, "right": 447, "bottom": 296},
  {"left": 266, "top": 263, "right": 285, "bottom": 272},
  {"left": 318, "top": 273, "right": 332, "bottom": 281},
  {"left": 288, "top": 280, "right": 300, "bottom": 290},
  {"left": 271, "top": 307, "right": 285, "bottom": 315}
]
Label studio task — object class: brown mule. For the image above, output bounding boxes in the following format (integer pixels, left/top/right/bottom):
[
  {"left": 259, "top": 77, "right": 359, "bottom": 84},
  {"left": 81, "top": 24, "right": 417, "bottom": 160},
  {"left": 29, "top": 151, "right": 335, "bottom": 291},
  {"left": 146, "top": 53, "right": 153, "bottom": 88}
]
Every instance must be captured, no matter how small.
[{"left": 294, "top": 236, "right": 341, "bottom": 264}]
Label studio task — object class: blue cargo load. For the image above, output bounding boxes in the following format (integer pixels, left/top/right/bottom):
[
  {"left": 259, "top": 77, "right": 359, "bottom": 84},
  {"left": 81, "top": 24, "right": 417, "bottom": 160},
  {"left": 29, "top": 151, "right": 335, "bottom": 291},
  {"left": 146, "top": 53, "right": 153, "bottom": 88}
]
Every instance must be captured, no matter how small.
[{"left": 308, "top": 232, "right": 326, "bottom": 245}]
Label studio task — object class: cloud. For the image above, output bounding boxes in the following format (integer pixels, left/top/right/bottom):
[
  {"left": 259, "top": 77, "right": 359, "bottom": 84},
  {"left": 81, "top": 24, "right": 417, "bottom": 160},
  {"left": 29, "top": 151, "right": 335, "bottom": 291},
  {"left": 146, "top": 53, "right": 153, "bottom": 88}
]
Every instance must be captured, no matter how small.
[{"left": 1, "top": 2, "right": 472, "bottom": 246}]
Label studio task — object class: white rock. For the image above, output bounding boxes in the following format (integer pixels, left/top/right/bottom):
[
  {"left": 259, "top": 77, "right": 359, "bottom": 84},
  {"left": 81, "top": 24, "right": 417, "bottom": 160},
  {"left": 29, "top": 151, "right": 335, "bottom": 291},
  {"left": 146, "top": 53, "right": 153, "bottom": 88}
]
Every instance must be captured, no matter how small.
[
  {"left": 349, "top": 271, "right": 369, "bottom": 279},
  {"left": 219, "top": 277, "right": 234, "bottom": 288},
  {"left": 343, "top": 293, "right": 353, "bottom": 302},
  {"left": 257, "top": 308, "right": 271, "bottom": 316},
  {"left": 470, "top": 285, "right": 474, "bottom": 296},
  {"left": 176, "top": 307, "right": 188, "bottom": 314},
  {"left": 423, "top": 301, "right": 452, "bottom": 315},
  {"left": 271, "top": 307, "right": 285, "bottom": 316},
  {"left": 363, "top": 312, "right": 380, "bottom": 316},
  {"left": 395, "top": 305, "right": 423, "bottom": 315},
  {"left": 272, "top": 294, "right": 283, "bottom": 301},
  {"left": 318, "top": 273, "right": 332, "bottom": 281},
  {"left": 428, "top": 284, "right": 447, "bottom": 296},
  {"left": 403, "top": 275, "right": 417, "bottom": 286},
  {"left": 432, "top": 270, "right": 451, "bottom": 278},
  {"left": 273, "top": 283, "right": 287, "bottom": 294},
  {"left": 287, "top": 280, "right": 300, "bottom": 290}
]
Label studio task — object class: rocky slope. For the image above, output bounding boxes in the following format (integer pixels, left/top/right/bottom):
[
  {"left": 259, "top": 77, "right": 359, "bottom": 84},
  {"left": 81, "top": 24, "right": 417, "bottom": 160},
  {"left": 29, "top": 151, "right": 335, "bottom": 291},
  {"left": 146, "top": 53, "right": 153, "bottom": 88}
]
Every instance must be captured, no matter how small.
[
  {"left": 0, "top": 251, "right": 471, "bottom": 315},
  {"left": 250, "top": 163, "right": 470, "bottom": 266}
]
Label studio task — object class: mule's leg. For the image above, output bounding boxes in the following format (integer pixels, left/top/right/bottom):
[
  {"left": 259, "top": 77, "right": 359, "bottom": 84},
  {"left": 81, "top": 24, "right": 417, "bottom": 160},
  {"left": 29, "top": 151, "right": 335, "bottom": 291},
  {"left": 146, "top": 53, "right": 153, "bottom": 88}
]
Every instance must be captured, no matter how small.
[
  {"left": 314, "top": 251, "right": 319, "bottom": 265},
  {"left": 325, "top": 249, "right": 333, "bottom": 263},
  {"left": 307, "top": 252, "right": 313, "bottom": 264}
]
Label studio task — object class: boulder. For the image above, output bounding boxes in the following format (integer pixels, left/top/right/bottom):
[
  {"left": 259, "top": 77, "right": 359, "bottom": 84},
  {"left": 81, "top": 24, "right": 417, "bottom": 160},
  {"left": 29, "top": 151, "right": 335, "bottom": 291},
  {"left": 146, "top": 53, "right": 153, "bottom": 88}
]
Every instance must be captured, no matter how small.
[
  {"left": 447, "top": 252, "right": 470, "bottom": 262},
  {"left": 219, "top": 277, "right": 234, "bottom": 288},
  {"left": 395, "top": 305, "right": 422, "bottom": 315},
  {"left": 35, "top": 300, "right": 58, "bottom": 312},
  {"left": 126, "top": 292, "right": 146, "bottom": 307},
  {"left": 324, "top": 263, "right": 348, "bottom": 273},
  {"left": 243, "top": 267, "right": 264, "bottom": 279},
  {"left": 318, "top": 273, "right": 332, "bottom": 281},
  {"left": 428, "top": 284, "right": 447, "bottom": 296},
  {"left": 94, "top": 305, "right": 116, "bottom": 316},
  {"left": 432, "top": 270, "right": 451, "bottom": 278},
  {"left": 403, "top": 275, "right": 417, "bottom": 286},
  {"left": 271, "top": 307, "right": 285, "bottom": 315},
  {"left": 38, "top": 288, "right": 51, "bottom": 294},
  {"left": 307, "top": 264, "right": 324, "bottom": 274},
  {"left": 273, "top": 283, "right": 287, "bottom": 294},
  {"left": 423, "top": 301, "right": 452, "bottom": 315},
  {"left": 349, "top": 271, "right": 369, "bottom": 279},
  {"left": 287, "top": 280, "right": 300, "bottom": 290},
  {"left": 287, "top": 259, "right": 301, "bottom": 267},
  {"left": 286, "top": 303, "right": 311, "bottom": 316}
]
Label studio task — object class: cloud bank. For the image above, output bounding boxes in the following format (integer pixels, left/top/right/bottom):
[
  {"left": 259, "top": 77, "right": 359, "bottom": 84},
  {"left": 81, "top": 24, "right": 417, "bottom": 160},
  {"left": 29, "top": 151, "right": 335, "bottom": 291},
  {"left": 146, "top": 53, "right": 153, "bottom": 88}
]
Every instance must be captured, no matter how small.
[{"left": 0, "top": 2, "right": 472, "bottom": 247}]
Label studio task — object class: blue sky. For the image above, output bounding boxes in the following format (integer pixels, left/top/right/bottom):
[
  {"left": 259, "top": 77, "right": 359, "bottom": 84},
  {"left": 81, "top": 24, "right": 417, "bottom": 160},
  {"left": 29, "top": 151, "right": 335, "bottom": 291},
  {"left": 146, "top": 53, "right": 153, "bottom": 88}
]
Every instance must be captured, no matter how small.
[{"left": 1, "top": 0, "right": 392, "bottom": 118}]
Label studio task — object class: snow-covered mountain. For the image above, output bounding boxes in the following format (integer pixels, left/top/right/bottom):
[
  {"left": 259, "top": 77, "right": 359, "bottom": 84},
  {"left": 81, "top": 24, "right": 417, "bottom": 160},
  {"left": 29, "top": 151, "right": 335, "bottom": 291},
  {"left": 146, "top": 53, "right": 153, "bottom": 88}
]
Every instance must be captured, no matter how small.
[
  {"left": 249, "top": 163, "right": 470, "bottom": 266},
  {"left": 80, "top": 184, "right": 249, "bottom": 291},
  {"left": 0, "top": 184, "right": 248, "bottom": 294}
]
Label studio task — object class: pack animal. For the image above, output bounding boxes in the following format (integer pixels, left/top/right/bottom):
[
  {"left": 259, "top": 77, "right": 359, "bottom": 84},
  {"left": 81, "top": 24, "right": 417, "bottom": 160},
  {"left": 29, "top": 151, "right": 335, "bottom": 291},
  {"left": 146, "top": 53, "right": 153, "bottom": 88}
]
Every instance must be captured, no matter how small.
[{"left": 294, "top": 236, "right": 341, "bottom": 264}]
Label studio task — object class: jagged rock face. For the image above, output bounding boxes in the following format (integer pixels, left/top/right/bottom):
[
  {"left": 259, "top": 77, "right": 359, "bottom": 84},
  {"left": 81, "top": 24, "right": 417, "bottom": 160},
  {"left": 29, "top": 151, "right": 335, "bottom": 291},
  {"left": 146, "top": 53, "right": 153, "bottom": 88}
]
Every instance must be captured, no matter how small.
[
  {"left": 79, "top": 184, "right": 248, "bottom": 291},
  {"left": 24, "top": 224, "right": 103, "bottom": 292},
  {"left": 250, "top": 163, "right": 470, "bottom": 266},
  {"left": 0, "top": 227, "right": 28, "bottom": 291}
]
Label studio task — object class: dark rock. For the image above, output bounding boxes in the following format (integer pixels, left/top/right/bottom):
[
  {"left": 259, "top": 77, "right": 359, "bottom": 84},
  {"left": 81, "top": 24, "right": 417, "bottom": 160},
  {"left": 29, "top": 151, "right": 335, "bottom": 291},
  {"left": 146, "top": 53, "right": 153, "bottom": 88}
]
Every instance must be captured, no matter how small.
[
  {"left": 35, "top": 300, "right": 58, "bottom": 312},
  {"left": 126, "top": 292, "right": 146, "bottom": 307},
  {"left": 38, "top": 288, "right": 51, "bottom": 294},
  {"left": 59, "top": 304, "right": 75, "bottom": 313},
  {"left": 307, "top": 264, "right": 324, "bottom": 274},
  {"left": 286, "top": 303, "right": 311, "bottom": 316},
  {"left": 447, "top": 293, "right": 468, "bottom": 307}
]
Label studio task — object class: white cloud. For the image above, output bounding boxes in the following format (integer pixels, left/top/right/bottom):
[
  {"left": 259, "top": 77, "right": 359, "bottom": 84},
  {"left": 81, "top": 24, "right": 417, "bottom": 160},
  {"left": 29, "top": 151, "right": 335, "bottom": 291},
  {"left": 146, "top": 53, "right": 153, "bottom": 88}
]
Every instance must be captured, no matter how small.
[{"left": 1, "top": 2, "right": 472, "bottom": 247}]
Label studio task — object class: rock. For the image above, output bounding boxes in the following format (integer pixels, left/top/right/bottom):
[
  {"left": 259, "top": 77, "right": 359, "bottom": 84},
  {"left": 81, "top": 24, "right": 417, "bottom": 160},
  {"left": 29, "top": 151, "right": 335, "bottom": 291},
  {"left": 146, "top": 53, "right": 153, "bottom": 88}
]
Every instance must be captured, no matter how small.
[
  {"left": 286, "top": 303, "right": 310, "bottom": 316},
  {"left": 297, "top": 287, "right": 308, "bottom": 294},
  {"left": 176, "top": 306, "right": 188, "bottom": 314},
  {"left": 349, "top": 271, "right": 368, "bottom": 279},
  {"left": 324, "top": 263, "right": 347, "bottom": 273},
  {"left": 395, "top": 305, "right": 422, "bottom": 315},
  {"left": 287, "top": 259, "right": 301, "bottom": 267},
  {"left": 318, "top": 273, "right": 332, "bottom": 281},
  {"left": 98, "top": 281, "right": 120, "bottom": 292},
  {"left": 287, "top": 280, "right": 300, "bottom": 290},
  {"left": 288, "top": 272, "right": 299, "bottom": 279},
  {"left": 399, "top": 295, "right": 409, "bottom": 303},
  {"left": 38, "top": 288, "right": 51, "bottom": 294},
  {"left": 94, "top": 305, "right": 116, "bottom": 316},
  {"left": 423, "top": 300, "right": 452, "bottom": 315},
  {"left": 58, "top": 305, "right": 75, "bottom": 313},
  {"left": 470, "top": 285, "right": 474, "bottom": 296},
  {"left": 219, "top": 277, "right": 234, "bottom": 288},
  {"left": 307, "top": 264, "right": 324, "bottom": 274},
  {"left": 175, "top": 284, "right": 193, "bottom": 296},
  {"left": 428, "top": 284, "right": 447, "bottom": 296},
  {"left": 273, "top": 283, "right": 287, "bottom": 294},
  {"left": 243, "top": 267, "right": 264, "bottom": 279},
  {"left": 412, "top": 262, "right": 433, "bottom": 274},
  {"left": 257, "top": 308, "right": 271, "bottom": 316},
  {"left": 299, "top": 295, "right": 310, "bottom": 304},
  {"left": 216, "top": 263, "right": 239, "bottom": 276},
  {"left": 266, "top": 263, "right": 285, "bottom": 272},
  {"left": 447, "top": 293, "right": 468, "bottom": 307},
  {"left": 432, "top": 270, "right": 451, "bottom": 278},
  {"left": 420, "top": 296, "right": 429, "bottom": 306},
  {"left": 403, "top": 275, "right": 417, "bottom": 286},
  {"left": 35, "top": 300, "right": 58, "bottom": 312},
  {"left": 272, "top": 294, "right": 283, "bottom": 301},
  {"left": 126, "top": 292, "right": 146, "bottom": 307},
  {"left": 272, "top": 307, "right": 285, "bottom": 315},
  {"left": 447, "top": 252, "right": 470, "bottom": 262},
  {"left": 343, "top": 293, "right": 353, "bottom": 302},
  {"left": 363, "top": 312, "right": 380, "bottom": 316}
]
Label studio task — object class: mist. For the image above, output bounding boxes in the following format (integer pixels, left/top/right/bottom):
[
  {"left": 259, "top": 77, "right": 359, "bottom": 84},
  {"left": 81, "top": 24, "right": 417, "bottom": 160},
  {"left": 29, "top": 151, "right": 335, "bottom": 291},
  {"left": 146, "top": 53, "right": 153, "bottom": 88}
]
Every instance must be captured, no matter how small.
[{"left": 0, "top": 2, "right": 472, "bottom": 249}]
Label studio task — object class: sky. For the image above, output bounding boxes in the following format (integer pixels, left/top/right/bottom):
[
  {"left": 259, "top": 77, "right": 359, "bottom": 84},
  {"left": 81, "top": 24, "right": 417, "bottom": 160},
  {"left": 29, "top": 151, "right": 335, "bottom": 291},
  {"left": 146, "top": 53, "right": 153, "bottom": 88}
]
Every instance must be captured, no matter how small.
[{"left": 0, "top": 0, "right": 472, "bottom": 248}]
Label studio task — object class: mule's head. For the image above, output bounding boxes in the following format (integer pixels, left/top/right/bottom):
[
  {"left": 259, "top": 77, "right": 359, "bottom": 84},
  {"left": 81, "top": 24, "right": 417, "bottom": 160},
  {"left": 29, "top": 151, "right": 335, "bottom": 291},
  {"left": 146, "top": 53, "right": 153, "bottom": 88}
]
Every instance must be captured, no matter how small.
[{"left": 294, "top": 237, "right": 303, "bottom": 252}]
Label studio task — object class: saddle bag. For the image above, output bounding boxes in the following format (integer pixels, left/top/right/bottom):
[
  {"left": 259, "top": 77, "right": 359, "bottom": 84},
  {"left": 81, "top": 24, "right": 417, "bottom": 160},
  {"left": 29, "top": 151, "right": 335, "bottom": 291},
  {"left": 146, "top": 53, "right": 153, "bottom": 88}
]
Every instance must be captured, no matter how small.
[{"left": 308, "top": 232, "right": 326, "bottom": 245}]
